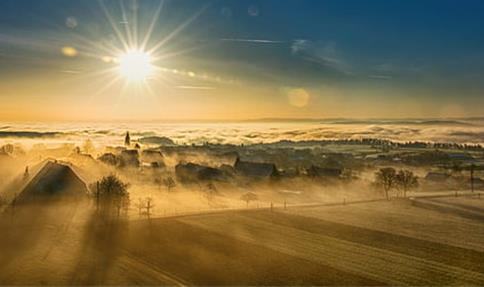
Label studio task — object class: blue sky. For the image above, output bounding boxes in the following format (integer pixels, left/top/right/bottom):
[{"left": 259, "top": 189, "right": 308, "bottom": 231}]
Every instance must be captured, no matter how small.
[{"left": 0, "top": 0, "right": 483, "bottom": 120}]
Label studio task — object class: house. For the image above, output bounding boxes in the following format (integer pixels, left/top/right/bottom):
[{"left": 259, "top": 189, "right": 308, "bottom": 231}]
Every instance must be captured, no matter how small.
[
  {"left": 175, "top": 162, "right": 225, "bottom": 182},
  {"left": 119, "top": 150, "right": 140, "bottom": 167},
  {"left": 234, "top": 158, "right": 279, "bottom": 178},
  {"left": 141, "top": 150, "right": 165, "bottom": 168},
  {"left": 15, "top": 161, "right": 88, "bottom": 203},
  {"left": 98, "top": 153, "right": 119, "bottom": 166},
  {"left": 424, "top": 172, "right": 451, "bottom": 182},
  {"left": 306, "top": 165, "right": 342, "bottom": 178}
]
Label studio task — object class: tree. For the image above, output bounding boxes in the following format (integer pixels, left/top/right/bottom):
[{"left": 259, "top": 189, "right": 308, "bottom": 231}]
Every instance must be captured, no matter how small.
[
  {"left": 375, "top": 167, "right": 397, "bottom": 200},
  {"left": 125, "top": 131, "right": 131, "bottom": 147},
  {"left": 203, "top": 182, "right": 218, "bottom": 203},
  {"left": 0, "top": 195, "right": 6, "bottom": 209},
  {"left": 93, "top": 175, "right": 130, "bottom": 219},
  {"left": 162, "top": 176, "right": 176, "bottom": 192},
  {"left": 470, "top": 164, "right": 476, "bottom": 193},
  {"left": 395, "top": 170, "right": 419, "bottom": 198},
  {"left": 23, "top": 166, "right": 29, "bottom": 181},
  {"left": 136, "top": 197, "right": 154, "bottom": 218},
  {"left": 240, "top": 192, "right": 258, "bottom": 208}
]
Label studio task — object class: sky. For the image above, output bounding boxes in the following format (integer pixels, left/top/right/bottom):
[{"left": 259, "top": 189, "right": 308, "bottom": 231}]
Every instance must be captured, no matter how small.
[{"left": 0, "top": 0, "right": 484, "bottom": 121}]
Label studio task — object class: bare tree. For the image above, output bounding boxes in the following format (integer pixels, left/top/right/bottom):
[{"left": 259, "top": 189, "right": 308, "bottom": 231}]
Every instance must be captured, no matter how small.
[
  {"left": 375, "top": 167, "right": 397, "bottom": 200},
  {"left": 470, "top": 164, "right": 476, "bottom": 193},
  {"left": 203, "top": 182, "right": 218, "bottom": 204},
  {"left": 395, "top": 170, "right": 419, "bottom": 198},
  {"left": 240, "top": 192, "right": 258, "bottom": 208},
  {"left": 162, "top": 176, "right": 176, "bottom": 192},
  {"left": 136, "top": 197, "right": 155, "bottom": 218}
]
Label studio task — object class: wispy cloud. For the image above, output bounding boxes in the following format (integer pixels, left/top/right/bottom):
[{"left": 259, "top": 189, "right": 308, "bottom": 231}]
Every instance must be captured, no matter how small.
[
  {"left": 176, "top": 85, "right": 216, "bottom": 90},
  {"left": 368, "top": 75, "right": 392, "bottom": 80},
  {"left": 220, "top": 38, "right": 285, "bottom": 44},
  {"left": 291, "top": 40, "right": 352, "bottom": 75}
]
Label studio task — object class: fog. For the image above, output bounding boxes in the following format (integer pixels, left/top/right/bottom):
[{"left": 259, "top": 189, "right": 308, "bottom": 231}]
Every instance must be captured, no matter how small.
[{"left": 1, "top": 119, "right": 483, "bottom": 148}]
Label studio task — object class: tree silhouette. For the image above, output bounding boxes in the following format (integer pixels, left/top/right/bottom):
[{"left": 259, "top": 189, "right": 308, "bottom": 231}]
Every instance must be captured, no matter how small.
[
  {"left": 23, "top": 166, "right": 29, "bottom": 181},
  {"left": 395, "top": 170, "right": 419, "bottom": 198},
  {"left": 203, "top": 182, "right": 218, "bottom": 204},
  {"left": 93, "top": 175, "right": 130, "bottom": 219},
  {"left": 162, "top": 176, "right": 176, "bottom": 192},
  {"left": 375, "top": 168, "right": 397, "bottom": 200},
  {"left": 136, "top": 197, "right": 154, "bottom": 218},
  {"left": 470, "top": 164, "right": 476, "bottom": 193},
  {"left": 240, "top": 192, "right": 258, "bottom": 208}
]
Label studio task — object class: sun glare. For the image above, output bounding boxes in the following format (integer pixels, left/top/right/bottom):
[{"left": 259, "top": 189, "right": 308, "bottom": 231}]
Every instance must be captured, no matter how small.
[{"left": 119, "top": 50, "right": 153, "bottom": 81}]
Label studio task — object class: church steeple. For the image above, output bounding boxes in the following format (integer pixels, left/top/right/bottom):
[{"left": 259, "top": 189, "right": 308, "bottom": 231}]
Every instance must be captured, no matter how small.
[{"left": 125, "top": 131, "right": 131, "bottom": 147}]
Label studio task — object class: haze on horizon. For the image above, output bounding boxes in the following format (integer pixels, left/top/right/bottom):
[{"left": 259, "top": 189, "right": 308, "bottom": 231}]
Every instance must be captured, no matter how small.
[{"left": 1, "top": 0, "right": 484, "bottom": 121}]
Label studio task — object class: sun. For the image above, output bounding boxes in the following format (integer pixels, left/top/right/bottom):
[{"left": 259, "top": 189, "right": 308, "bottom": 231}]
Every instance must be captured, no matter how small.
[{"left": 118, "top": 50, "right": 153, "bottom": 81}]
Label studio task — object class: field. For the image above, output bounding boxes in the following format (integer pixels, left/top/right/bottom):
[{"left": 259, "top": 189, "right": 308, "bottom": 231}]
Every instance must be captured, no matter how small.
[{"left": 1, "top": 196, "right": 484, "bottom": 285}]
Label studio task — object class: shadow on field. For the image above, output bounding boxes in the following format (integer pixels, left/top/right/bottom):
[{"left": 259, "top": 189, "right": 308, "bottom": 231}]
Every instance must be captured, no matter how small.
[
  {"left": 243, "top": 210, "right": 484, "bottom": 275},
  {"left": 412, "top": 198, "right": 484, "bottom": 222},
  {"left": 124, "top": 218, "right": 383, "bottom": 286},
  {"left": 69, "top": 210, "right": 128, "bottom": 285}
]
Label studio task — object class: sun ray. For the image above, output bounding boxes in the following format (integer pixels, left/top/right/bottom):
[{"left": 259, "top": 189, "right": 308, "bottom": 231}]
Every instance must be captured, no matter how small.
[
  {"left": 132, "top": 0, "right": 139, "bottom": 48},
  {"left": 98, "top": 0, "right": 131, "bottom": 52},
  {"left": 87, "top": 75, "right": 122, "bottom": 104},
  {"left": 147, "top": 3, "right": 210, "bottom": 55},
  {"left": 140, "top": 0, "right": 165, "bottom": 51},
  {"left": 119, "top": 0, "right": 134, "bottom": 48},
  {"left": 151, "top": 43, "right": 210, "bottom": 63}
]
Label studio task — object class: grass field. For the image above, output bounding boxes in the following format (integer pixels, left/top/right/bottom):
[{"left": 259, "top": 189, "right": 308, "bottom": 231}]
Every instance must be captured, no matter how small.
[{"left": 1, "top": 196, "right": 484, "bottom": 285}]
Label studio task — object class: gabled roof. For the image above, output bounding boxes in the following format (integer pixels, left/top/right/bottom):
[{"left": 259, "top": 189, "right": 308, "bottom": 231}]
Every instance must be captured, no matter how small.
[
  {"left": 234, "top": 158, "right": 278, "bottom": 178},
  {"left": 16, "top": 161, "right": 88, "bottom": 203}
]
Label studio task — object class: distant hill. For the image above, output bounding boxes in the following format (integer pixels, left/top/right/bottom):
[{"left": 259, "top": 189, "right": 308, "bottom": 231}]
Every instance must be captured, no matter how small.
[{"left": 139, "top": 136, "right": 175, "bottom": 146}]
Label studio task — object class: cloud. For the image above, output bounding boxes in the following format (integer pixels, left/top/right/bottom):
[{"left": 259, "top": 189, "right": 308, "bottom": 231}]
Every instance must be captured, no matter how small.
[
  {"left": 291, "top": 40, "right": 352, "bottom": 75},
  {"left": 176, "top": 86, "right": 216, "bottom": 90},
  {"left": 369, "top": 75, "right": 392, "bottom": 80},
  {"left": 220, "top": 38, "right": 285, "bottom": 44}
]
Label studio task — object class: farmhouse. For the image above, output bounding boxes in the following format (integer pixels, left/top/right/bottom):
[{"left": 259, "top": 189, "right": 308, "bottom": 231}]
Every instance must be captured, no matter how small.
[
  {"left": 15, "top": 161, "right": 88, "bottom": 203},
  {"left": 234, "top": 157, "right": 279, "bottom": 178},
  {"left": 425, "top": 172, "right": 451, "bottom": 182},
  {"left": 175, "top": 162, "right": 225, "bottom": 182},
  {"left": 141, "top": 150, "right": 165, "bottom": 168},
  {"left": 98, "top": 152, "right": 118, "bottom": 166},
  {"left": 306, "top": 165, "right": 343, "bottom": 178},
  {"left": 119, "top": 149, "right": 140, "bottom": 167}
]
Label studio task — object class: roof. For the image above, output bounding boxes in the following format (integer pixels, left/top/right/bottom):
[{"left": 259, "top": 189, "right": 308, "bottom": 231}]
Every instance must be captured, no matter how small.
[
  {"left": 16, "top": 161, "right": 88, "bottom": 203},
  {"left": 425, "top": 172, "right": 451, "bottom": 182},
  {"left": 175, "top": 162, "right": 225, "bottom": 181},
  {"left": 234, "top": 158, "right": 278, "bottom": 178},
  {"left": 307, "top": 166, "right": 342, "bottom": 177}
]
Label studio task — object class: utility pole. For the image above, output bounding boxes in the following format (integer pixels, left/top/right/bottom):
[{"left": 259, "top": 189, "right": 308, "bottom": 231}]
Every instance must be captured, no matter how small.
[
  {"left": 96, "top": 181, "right": 100, "bottom": 210},
  {"left": 470, "top": 164, "right": 476, "bottom": 193}
]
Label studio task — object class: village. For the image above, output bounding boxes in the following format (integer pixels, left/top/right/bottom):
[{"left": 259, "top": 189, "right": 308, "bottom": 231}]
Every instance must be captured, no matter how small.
[
  {"left": 0, "top": 131, "right": 483, "bottom": 219},
  {"left": 1, "top": 132, "right": 484, "bottom": 285}
]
